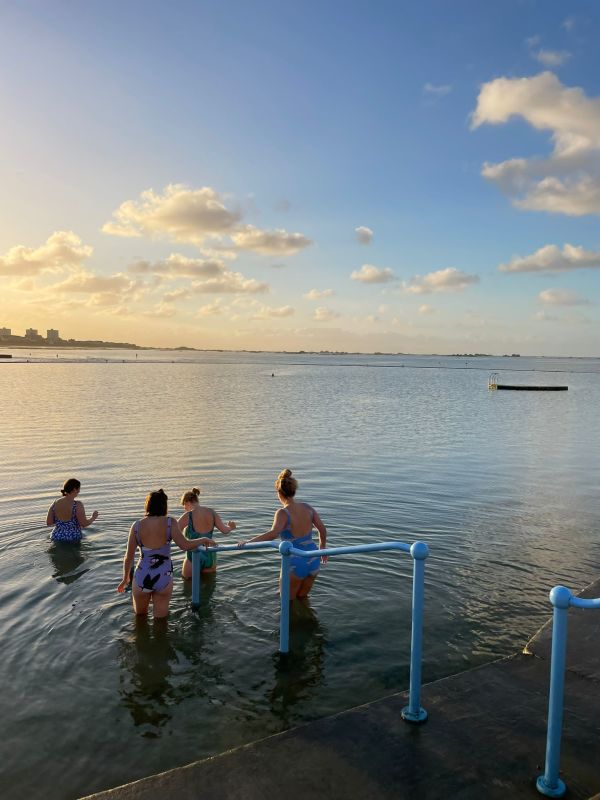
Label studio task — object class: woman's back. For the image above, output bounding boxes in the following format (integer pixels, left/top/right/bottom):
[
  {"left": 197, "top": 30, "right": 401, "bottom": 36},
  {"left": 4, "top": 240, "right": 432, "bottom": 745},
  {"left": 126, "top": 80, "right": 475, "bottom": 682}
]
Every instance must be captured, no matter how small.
[
  {"left": 137, "top": 516, "right": 172, "bottom": 549},
  {"left": 53, "top": 496, "right": 77, "bottom": 522},
  {"left": 190, "top": 506, "right": 215, "bottom": 534},
  {"left": 283, "top": 502, "right": 314, "bottom": 539}
]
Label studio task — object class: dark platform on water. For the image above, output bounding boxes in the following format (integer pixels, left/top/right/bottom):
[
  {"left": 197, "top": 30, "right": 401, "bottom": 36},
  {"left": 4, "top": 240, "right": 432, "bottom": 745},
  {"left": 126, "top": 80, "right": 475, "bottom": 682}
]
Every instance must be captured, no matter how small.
[{"left": 496, "top": 385, "right": 568, "bottom": 391}]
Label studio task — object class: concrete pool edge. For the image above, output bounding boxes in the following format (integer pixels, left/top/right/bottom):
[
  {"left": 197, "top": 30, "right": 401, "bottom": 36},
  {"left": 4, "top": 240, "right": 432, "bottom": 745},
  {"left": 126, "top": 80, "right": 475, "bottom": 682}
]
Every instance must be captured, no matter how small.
[{"left": 79, "top": 576, "right": 600, "bottom": 800}]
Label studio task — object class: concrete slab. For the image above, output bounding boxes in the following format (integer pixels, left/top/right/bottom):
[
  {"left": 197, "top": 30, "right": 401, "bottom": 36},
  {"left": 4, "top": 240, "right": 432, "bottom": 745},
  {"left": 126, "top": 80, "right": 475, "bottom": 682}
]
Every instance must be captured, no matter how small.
[
  {"left": 525, "top": 577, "right": 600, "bottom": 681},
  {"left": 80, "top": 652, "right": 600, "bottom": 800}
]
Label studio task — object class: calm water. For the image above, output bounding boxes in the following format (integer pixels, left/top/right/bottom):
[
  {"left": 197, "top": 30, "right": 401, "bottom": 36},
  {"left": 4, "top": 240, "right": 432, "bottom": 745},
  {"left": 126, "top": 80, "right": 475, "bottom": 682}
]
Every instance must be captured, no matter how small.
[{"left": 1, "top": 351, "right": 599, "bottom": 800}]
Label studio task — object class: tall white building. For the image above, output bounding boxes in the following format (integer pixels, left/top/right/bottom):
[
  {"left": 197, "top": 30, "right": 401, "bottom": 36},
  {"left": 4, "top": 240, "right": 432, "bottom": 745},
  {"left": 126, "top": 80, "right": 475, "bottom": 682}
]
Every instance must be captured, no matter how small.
[
  {"left": 47, "top": 329, "right": 60, "bottom": 343},
  {"left": 25, "top": 328, "right": 40, "bottom": 338},
  {"left": 0, "top": 327, "right": 11, "bottom": 338}
]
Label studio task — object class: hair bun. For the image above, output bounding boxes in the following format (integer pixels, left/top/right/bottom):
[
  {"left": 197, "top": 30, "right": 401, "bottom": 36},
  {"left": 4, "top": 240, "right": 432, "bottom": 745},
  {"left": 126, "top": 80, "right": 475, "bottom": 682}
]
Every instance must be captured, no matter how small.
[
  {"left": 280, "top": 468, "right": 292, "bottom": 479},
  {"left": 192, "top": 487, "right": 200, "bottom": 496},
  {"left": 60, "top": 489, "right": 67, "bottom": 496},
  {"left": 158, "top": 488, "right": 166, "bottom": 495}
]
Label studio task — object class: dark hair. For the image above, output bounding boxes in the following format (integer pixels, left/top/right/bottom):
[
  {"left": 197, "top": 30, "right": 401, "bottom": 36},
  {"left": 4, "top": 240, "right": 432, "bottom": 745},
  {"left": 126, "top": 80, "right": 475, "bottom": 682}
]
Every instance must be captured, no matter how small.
[
  {"left": 275, "top": 468, "right": 297, "bottom": 499},
  {"left": 145, "top": 489, "right": 168, "bottom": 517},
  {"left": 61, "top": 478, "right": 81, "bottom": 496}
]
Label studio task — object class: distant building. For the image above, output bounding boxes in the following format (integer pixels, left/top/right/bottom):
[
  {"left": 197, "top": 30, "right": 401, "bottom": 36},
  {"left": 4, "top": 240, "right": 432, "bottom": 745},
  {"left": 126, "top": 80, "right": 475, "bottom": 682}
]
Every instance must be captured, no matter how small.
[
  {"left": 0, "top": 327, "right": 10, "bottom": 338},
  {"left": 46, "top": 329, "right": 60, "bottom": 343},
  {"left": 25, "top": 328, "right": 42, "bottom": 340}
]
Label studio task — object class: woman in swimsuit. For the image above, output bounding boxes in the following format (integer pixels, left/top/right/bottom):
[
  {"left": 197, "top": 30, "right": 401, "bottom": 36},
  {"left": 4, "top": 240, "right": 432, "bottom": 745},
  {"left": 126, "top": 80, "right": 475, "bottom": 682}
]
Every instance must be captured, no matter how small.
[
  {"left": 177, "top": 487, "right": 237, "bottom": 579},
  {"left": 117, "top": 489, "right": 212, "bottom": 618},
  {"left": 238, "top": 469, "right": 327, "bottom": 600},
  {"left": 46, "top": 478, "right": 98, "bottom": 543}
]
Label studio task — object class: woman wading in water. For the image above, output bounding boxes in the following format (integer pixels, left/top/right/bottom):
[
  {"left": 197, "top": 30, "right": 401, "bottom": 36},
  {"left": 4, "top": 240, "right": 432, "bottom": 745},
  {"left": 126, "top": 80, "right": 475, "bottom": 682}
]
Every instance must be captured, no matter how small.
[
  {"left": 46, "top": 478, "right": 98, "bottom": 543},
  {"left": 177, "top": 487, "right": 236, "bottom": 578},
  {"left": 117, "top": 489, "right": 212, "bottom": 618},
  {"left": 238, "top": 469, "right": 327, "bottom": 600}
]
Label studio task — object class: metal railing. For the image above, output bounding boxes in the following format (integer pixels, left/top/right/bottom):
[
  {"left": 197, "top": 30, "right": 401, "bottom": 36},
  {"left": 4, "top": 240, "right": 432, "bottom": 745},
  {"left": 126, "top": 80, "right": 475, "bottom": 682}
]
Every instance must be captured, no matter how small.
[
  {"left": 191, "top": 537, "right": 429, "bottom": 724},
  {"left": 536, "top": 585, "right": 600, "bottom": 798}
]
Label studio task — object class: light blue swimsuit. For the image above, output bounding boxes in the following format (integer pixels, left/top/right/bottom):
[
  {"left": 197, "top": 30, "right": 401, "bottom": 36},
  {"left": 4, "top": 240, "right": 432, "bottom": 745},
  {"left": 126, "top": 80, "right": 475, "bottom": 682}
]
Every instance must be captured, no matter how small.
[{"left": 280, "top": 505, "right": 320, "bottom": 579}]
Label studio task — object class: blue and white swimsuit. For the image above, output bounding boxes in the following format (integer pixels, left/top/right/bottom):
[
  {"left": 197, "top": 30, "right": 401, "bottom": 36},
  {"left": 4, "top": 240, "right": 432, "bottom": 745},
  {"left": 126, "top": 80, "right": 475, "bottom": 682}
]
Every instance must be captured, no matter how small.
[
  {"left": 280, "top": 506, "right": 320, "bottom": 578},
  {"left": 51, "top": 502, "right": 82, "bottom": 543}
]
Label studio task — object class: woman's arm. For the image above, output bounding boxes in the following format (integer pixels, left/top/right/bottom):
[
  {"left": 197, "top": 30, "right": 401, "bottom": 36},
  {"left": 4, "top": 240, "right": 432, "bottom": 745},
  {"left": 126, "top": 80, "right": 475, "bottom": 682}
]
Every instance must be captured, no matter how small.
[
  {"left": 214, "top": 512, "right": 236, "bottom": 535},
  {"left": 312, "top": 509, "right": 328, "bottom": 563},
  {"left": 117, "top": 526, "right": 138, "bottom": 593},
  {"left": 237, "top": 509, "right": 285, "bottom": 546},
  {"left": 176, "top": 512, "right": 188, "bottom": 534},
  {"left": 171, "top": 520, "right": 212, "bottom": 551},
  {"left": 76, "top": 502, "right": 99, "bottom": 528},
  {"left": 46, "top": 503, "right": 56, "bottom": 527}
]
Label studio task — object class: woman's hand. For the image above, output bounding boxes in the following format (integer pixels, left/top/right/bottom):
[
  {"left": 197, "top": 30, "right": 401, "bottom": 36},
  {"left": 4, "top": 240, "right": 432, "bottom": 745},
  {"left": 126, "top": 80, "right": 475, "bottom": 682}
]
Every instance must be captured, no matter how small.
[
  {"left": 237, "top": 540, "right": 248, "bottom": 548},
  {"left": 320, "top": 554, "right": 328, "bottom": 565},
  {"left": 227, "top": 520, "right": 237, "bottom": 531},
  {"left": 117, "top": 576, "right": 130, "bottom": 593},
  {"left": 91, "top": 510, "right": 99, "bottom": 522},
  {"left": 196, "top": 538, "right": 212, "bottom": 548}
]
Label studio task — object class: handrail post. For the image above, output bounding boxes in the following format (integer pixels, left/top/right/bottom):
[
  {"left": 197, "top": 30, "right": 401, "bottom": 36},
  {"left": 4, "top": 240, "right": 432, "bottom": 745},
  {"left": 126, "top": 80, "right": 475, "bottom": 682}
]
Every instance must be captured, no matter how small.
[
  {"left": 279, "top": 541, "right": 292, "bottom": 653},
  {"left": 191, "top": 548, "right": 202, "bottom": 610},
  {"left": 536, "top": 586, "right": 571, "bottom": 797},
  {"left": 402, "top": 540, "right": 428, "bottom": 723}
]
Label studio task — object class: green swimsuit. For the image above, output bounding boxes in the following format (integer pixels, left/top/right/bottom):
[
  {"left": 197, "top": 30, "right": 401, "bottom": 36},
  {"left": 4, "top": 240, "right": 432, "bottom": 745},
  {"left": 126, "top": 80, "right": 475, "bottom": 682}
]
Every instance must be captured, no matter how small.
[{"left": 185, "top": 510, "right": 216, "bottom": 569}]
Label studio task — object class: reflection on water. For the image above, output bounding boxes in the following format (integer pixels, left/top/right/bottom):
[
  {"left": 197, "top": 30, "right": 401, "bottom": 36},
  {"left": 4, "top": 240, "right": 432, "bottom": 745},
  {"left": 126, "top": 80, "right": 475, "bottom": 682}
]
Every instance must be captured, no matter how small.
[
  {"left": 269, "top": 600, "right": 326, "bottom": 724},
  {"left": 48, "top": 541, "right": 90, "bottom": 585}
]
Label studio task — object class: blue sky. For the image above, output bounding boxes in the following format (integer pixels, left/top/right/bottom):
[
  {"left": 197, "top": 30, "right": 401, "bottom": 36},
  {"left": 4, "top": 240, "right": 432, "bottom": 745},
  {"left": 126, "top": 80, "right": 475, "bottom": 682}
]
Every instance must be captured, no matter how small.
[{"left": 0, "top": 0, "right": 599, "bottom": 354}]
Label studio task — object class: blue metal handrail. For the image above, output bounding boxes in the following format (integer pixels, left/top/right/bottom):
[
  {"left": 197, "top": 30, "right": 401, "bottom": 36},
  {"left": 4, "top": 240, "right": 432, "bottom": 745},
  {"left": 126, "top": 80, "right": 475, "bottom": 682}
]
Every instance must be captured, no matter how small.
[
  {"left": 536, "top": 585, "right": 600, "bottom": 798},
  {"left": 191, "top": 537, "right": 429, "bottom": 724}
]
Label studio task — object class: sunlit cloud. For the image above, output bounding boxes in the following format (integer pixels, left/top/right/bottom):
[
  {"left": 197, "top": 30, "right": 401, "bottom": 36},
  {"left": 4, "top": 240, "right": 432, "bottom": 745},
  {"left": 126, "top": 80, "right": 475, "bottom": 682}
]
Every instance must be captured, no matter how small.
[
  {"left": 304, "top": 288, "right": 334, "bottom": 299},
  {"left": 472, "top": 72, "right": 600, "bottom": 216},
  {"left": 533, "top": 49, "right": 571, "bottom": 67},
  {"left": 130, "top": 254, "right": 225, "bottom": 279},
  {"left": 355, "top": 226, "right": 373, "bottom": 244},
  {"left": 191, "top": 271, "right": 269, "bottom": 294},
  {"left": 102, "top": 184, "right": 240, "bottom": 243},
  {"left": 252, "top": 304, "right": 295, "bottom": 319},
  {"left": 230, "top": 225, "right": 312, "bottom": 256},
  {"left": 0, "top": 231, "right": 92, "bottom": 276},
  {"left": 404, "top": 267, "right": 479, "bottom": 294},
  {"left": 538, "top": 288, "right": 590, "bottom": 306},
  {"left": 313, "top": 306, "right": 340, "bottom": 321},
  {"left": 143, "top": 303, "right": 177, "bottom": 318},
  {"left": 52, "top": 270, "right": 136, "bottom": 295},
  {"left": 197, "top": 299, "right": 224, "bottom": 316},
  {"left": 418, "top": 304, "right": 434, "bottom": 314},
  {"left": 499, "top": 243, "right": 600, "bottom": 273},
  {"left": 351, "top": 264, "right": 396, "bottom": 283}
]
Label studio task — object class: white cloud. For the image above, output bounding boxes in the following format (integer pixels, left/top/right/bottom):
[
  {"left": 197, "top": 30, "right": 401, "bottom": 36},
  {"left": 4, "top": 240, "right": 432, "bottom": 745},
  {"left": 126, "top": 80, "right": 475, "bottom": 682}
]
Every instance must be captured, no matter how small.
[
  {"left": 499, "top": 243, "right": 600, "bottom": 273},
  {"left": 143, "top": 303, "right": 177, "bottom": 318},
  {"left": 472, "top": 72, "right": 600, "bottom": 216},
  {"left": 0, "top": 231, "right": 92, "bottom": 276},
  {"left": 355, "top": 226, "right": 374, "bottom": 244},
  {"left": 563, "top": 17, "right": 576, "bottom": 32},
  {"left": 533, "top": 310, "right": 559, "bottom": 322},
  {"left": 418, "top": 304, "right": 434, "bottom": 314},
  {"left": 404, "top": 267, "right": 479, "bottom": 294},
  {"left": 191, "top": 271, "right": 269, "bottom": 294},
  {"left": 231, "top": 225, "right": 312, "bottom": 256},
  {"left": 538, "top": 288, "right": 590, "bottom": 306},
  {"left": 102, "top": 184, "right": 240, "bottom": 244},
  {"left": 351, "top": 264, "right": 396, "bottom": 283},
  {"left": 534, "top": 49, "right": 571, "bottom": 67},
  {"left": 252, "top": 305, "right": 295, "bottom": 319},
  {"left": 423, "top": 83, "right": 452, "bottom": 97},
  {"left": 163, "top": 288, "right": 187, "bottom": 302},
  {"left": 52, "top": 270, "right": 136, "bottom": 295},
  {"left": 198, "top": 299, "right": 224, "bottom": 316},
  {"left": 304, "top": 288, "right": 334, "bottom": 300},
  {"left": 130, "top": 254, "right": 225, "bottom": 279},
  {"left": 313, "top": 307, "right": 340, "bottom": 322}
]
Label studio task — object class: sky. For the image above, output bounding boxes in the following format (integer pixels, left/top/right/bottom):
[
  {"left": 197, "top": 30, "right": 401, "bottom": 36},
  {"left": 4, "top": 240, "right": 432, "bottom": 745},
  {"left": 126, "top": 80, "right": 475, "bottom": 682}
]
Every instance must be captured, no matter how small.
[{"left": 0, "top": 0, "right": 599, "bottom": 355}]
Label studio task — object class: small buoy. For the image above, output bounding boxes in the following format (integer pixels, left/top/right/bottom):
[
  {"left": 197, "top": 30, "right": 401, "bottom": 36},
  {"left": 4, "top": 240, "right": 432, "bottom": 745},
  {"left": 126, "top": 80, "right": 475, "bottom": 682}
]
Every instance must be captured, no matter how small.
[{"left": 271, "top": 373, "right": 275, "bottom": 377}]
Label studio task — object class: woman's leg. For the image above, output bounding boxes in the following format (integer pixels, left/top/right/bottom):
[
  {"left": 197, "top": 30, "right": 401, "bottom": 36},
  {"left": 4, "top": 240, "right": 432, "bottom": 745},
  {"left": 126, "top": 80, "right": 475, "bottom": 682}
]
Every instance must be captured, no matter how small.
[
  {"left": 297, "top": 574, "right": 317, "bottom": 599},
  {"left": 132, "top": 582, "right": 151, "bottom": 616},
  {"left": 182, "top": 557, "right": 192, "bottom": 579},
  {"left": 288, "top": 573, "right": 304, "bottom": 600},
  {"left": 151, "top": 581, "right": 174, "bottom": 619}
]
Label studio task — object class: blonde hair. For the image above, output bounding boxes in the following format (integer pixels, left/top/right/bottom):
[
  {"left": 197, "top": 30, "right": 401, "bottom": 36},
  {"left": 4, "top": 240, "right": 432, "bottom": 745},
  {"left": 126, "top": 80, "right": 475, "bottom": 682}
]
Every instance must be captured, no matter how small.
[
  {"left": 275, "top": 468, "right": 297, "bottom": 499},
  {"left": 181, "top": 487, "right": 201, "bottom": 506}
]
